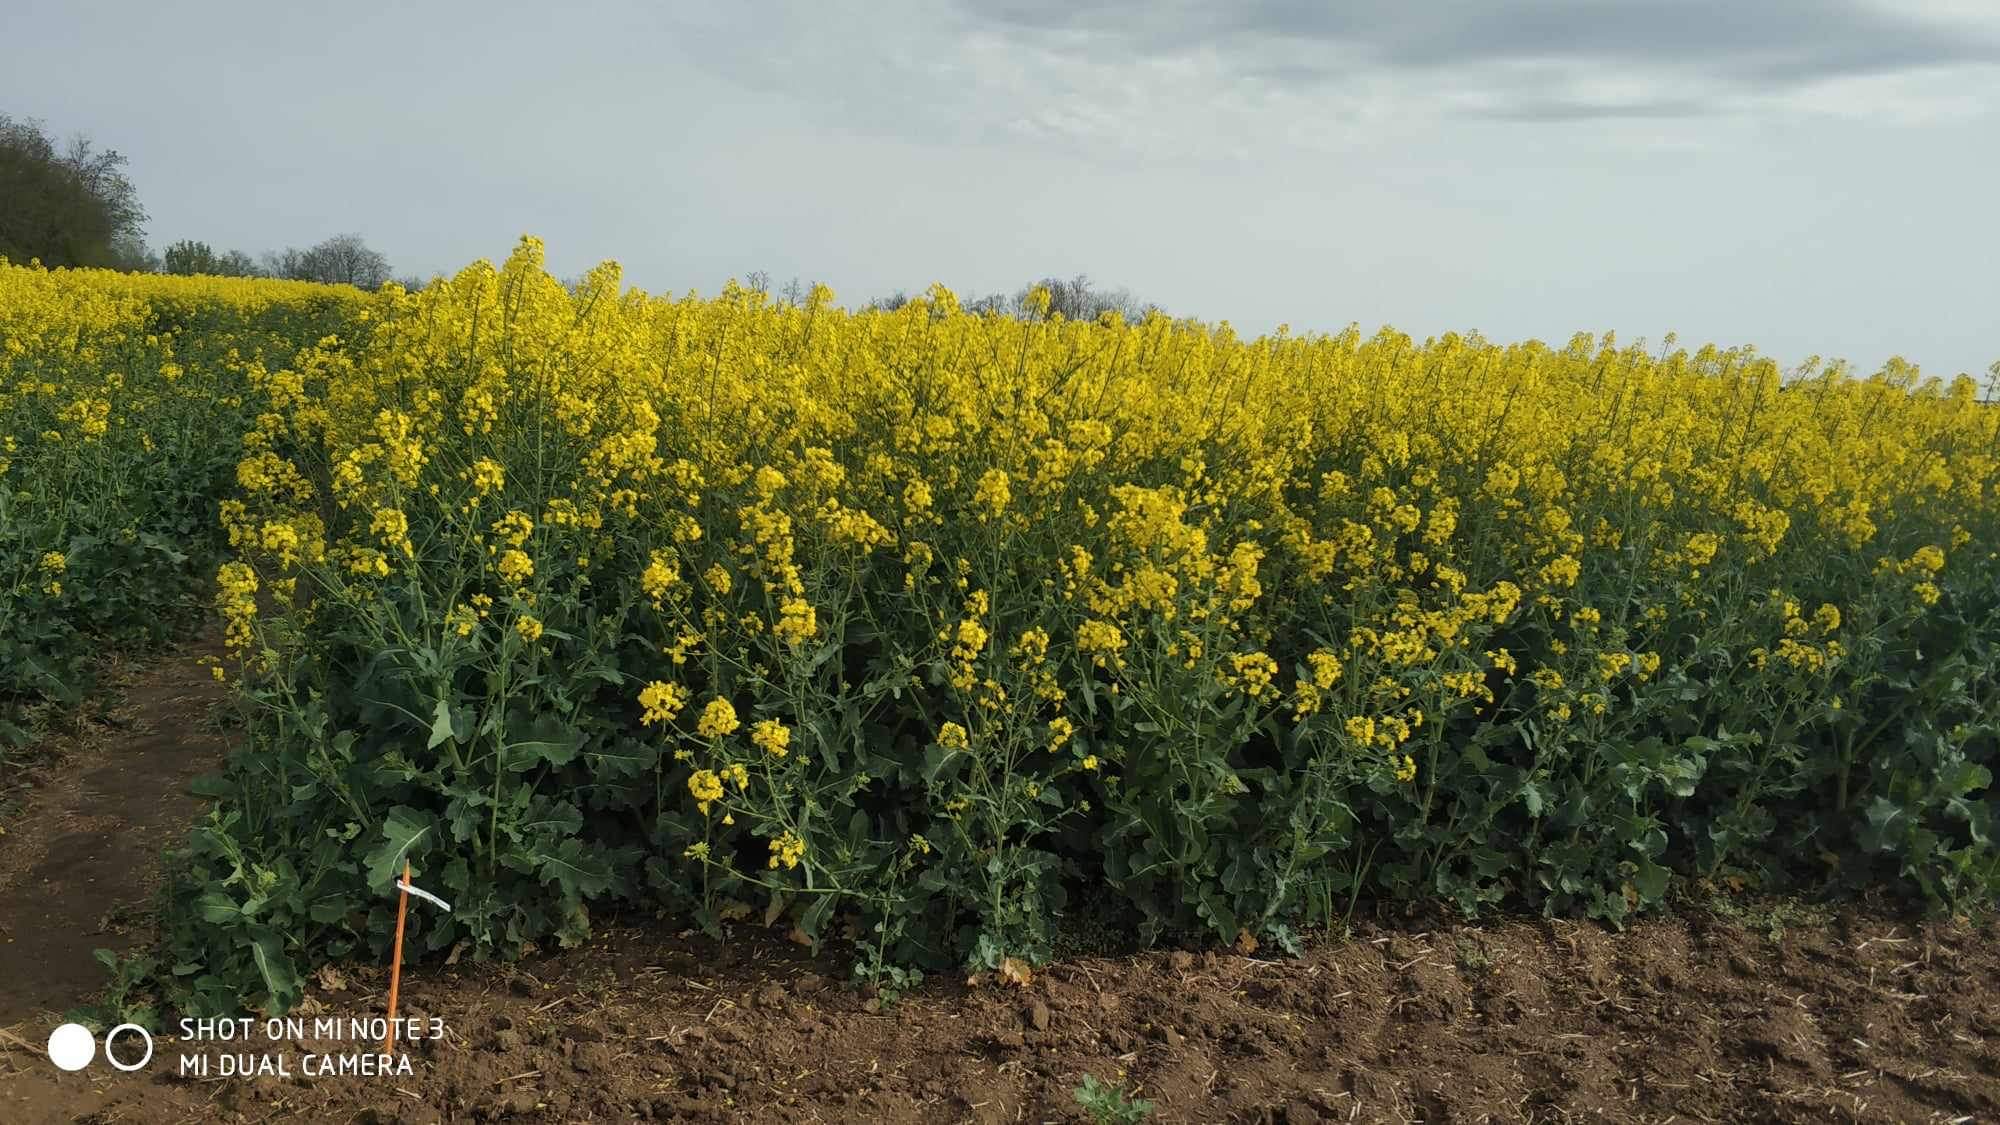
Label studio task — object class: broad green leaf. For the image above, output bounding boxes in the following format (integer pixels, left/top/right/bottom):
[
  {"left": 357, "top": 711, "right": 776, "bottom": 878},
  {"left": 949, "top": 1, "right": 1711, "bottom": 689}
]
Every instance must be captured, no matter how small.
[
  {"left": 537, "top": 838, "right": 614, "bottom": 902},
  {"left": 364, "top": 806, "right": 434, "bottom": 890},
  {"left": 427, "top": 698, "right": 456, "bottom": 749},
  {"left": 247, "top": 927, "right": 301, "bottom": 1014}
]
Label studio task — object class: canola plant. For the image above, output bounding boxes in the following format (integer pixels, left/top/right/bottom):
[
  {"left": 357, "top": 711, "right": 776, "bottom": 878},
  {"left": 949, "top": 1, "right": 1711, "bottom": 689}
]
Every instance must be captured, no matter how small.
[{"left": 3, "top": 242, "right": 1994, "bottom": 1015}]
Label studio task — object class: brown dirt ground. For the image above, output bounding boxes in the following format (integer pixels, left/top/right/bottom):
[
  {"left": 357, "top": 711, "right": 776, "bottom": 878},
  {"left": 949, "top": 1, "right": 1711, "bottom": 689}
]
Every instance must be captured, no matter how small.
[
  {"left": 3, "top": 647, "right": 1999, "bottom": 1124},
  {"left": 0, "top": 636, "right": 229, "bottom": 1026}
]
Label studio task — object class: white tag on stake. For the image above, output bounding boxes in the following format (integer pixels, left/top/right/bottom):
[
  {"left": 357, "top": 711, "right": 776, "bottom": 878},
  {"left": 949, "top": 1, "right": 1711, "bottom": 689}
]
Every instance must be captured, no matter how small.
[{"left": 398, "top": 877, "right": 452, "bottom": 913}]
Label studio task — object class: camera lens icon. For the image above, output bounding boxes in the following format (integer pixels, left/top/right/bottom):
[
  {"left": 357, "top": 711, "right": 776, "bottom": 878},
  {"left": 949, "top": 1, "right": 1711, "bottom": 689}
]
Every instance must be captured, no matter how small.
[{"left": 47, "top": 1022, "right": 153, "bottom": 1072}]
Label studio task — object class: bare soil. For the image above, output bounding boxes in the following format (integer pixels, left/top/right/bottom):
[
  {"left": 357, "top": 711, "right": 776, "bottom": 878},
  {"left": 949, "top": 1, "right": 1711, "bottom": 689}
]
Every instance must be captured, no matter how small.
[
  {"left": 3, "top": 646, "right": 1998, "bottom": 1124},
  {"left": 0, "top": 637, "right": 228, "bottom": 1026}
]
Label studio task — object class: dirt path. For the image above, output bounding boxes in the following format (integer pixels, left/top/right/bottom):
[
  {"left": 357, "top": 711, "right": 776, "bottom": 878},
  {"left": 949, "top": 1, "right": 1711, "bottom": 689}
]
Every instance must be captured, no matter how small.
[{"left": 0, "top": 637, "right": 229, "bottom": 1027}]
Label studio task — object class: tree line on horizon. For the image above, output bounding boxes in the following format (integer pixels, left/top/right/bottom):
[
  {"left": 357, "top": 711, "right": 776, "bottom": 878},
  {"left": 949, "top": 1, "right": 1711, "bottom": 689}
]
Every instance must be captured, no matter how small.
[
  {"left": 8, "top": 113, "right": 1994, "bottom": 384},
  {"left": 3, "top": 112, "right": 404, "bottom": 289},
  {"left": 6, "top": 112, "right": 1163, "bottom": 322},
  {"left": 748, "top": 268, "right": 1165, "bottom": 324}
]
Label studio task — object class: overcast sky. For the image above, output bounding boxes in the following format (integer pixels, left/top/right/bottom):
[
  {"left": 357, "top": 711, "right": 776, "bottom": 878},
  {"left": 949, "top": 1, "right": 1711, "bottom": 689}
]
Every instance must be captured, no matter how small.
[{"left": 8, "top": 1, "right": 1998, "bottom": 379}]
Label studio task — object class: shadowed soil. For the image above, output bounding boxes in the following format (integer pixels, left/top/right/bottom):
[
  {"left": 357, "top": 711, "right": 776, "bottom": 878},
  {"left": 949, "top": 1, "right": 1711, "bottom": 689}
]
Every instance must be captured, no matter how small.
[{"left": 0, "top": 637, "right": 228, "bottom": 1027}]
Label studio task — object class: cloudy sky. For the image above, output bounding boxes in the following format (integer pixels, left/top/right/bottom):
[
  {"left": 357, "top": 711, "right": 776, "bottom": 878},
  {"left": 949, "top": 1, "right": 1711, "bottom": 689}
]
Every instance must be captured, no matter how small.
[{"left": 8, "top": 0, "right": 1998, "bottom": 379}]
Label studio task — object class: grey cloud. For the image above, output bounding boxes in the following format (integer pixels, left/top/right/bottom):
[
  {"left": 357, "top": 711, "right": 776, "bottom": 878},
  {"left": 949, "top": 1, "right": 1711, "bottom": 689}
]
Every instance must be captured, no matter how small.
[
  {"left": 967, "top": 0, "right": 2000, "bottom": 111},
  {"left": 1464, "top": 95, "right": 1713, "bottom": 123}
]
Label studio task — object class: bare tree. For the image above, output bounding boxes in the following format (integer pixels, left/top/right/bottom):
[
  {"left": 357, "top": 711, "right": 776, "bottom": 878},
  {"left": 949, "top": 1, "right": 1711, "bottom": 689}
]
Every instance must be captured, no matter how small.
[
  {"left": 1024, "top": 273, "right": 1156, "bottom": 322},
  {"left": 863, "top": 276, "right": 1164, "bottom": 321},
  {"left": 263, "top": 233, "right": 392, "bottom": 288},
  {"left": 965, "top": 291, "right": 1013, "bottom": 317},
  {"left": 309, "top": 233, "right": 391, "bottom": 288},
  {"left": 260, "top": 246, "right": 305, "bottom": 280},
  {"left": 949, "top": 276, "right": 1163, "bottom": 322}
]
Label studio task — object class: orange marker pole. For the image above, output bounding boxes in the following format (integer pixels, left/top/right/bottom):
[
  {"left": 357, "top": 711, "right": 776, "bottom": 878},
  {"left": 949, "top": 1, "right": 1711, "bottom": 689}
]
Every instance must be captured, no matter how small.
[{"left": 382, "top": 859, "right": 411, "bottom": 1059}]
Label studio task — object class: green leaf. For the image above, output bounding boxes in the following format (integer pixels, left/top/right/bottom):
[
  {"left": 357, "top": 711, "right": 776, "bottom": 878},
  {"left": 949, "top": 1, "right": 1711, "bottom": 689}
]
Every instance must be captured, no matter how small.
[
  {"left": 307, "top": 895, "right": 351, "bottom": 924},
  {"left": 800, "top": 893, "right": 837, "bottom": 942},
  {"left": 187, "top": 772, "right": 235, "bottom": 799},
  {"left": 195, "top": 890, "right": 241, "bottom": 924},
  {"left": 1195, "top": 886, "right": 1240, "bottom": 941},
  {"left": 1864, "top": 796, "right": 1903, "bottom": 832},
  {"left": 364, "top": 806, "right": 434, "bottom": 890},
  {"left": 518, "top": 800, "right": 585, "bottom": 840},
  {"left": 1461, "top": 743, "right": 1493, "bottom": 774},
  {"left": 922, "top": 746, "right": 961, "bottom": 784},
  {"left": 246, "top": 927, "right": 301, "bottom": 1014},
  {"left": 502, "top": 718, "right": 586, "bottom": 771},
  {"left": 442, "top": 786, "right": 491, "bottom": 844},
  {"left": 537, "top": 837, "right": 614, "bottom": 902},
  {"left": 1631, "top": 859, "right": 1670, "bottom": 903},
  {"left": 584, "top": 739, "right": 657, "bottom": 780},
  {"left": 427, "top": 699, "right": 456, "bottom": 749}
]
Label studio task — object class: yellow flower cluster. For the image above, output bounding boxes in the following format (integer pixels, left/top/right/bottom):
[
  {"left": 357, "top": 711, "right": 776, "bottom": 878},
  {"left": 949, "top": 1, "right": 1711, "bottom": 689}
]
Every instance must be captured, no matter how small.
[
  {"left": 767, "top": 830, "right": 806, "bottom": 870},
  {"left": 696, "top": 698, "right": 740, "bottom": 739},
  {"left": 216, "top": 562, "right": 260, "bottom": 653},
  {"left": 750, "top": 718, "right": 791, "bottom": 758},
  {"left": 639, "top": 681, "right": 689, "bottom": 726}
]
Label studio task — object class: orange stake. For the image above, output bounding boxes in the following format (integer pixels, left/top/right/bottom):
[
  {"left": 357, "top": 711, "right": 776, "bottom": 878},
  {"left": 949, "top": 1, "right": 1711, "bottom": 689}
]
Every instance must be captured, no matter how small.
[{"left": 382, "top": 859, "right": 411, "bottom": 1059}]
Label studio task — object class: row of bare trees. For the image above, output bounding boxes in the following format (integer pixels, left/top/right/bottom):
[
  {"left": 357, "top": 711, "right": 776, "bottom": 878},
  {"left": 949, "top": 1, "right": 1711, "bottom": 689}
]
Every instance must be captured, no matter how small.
[
  {"left": 744, "top": 269, "right": 1163, "bottom": 323},
  {"left": 163, "top": 234, "right": 396, "bottom": 288},
  {"left": 160, "top": 235, "right": 393, "bottom": 287}
]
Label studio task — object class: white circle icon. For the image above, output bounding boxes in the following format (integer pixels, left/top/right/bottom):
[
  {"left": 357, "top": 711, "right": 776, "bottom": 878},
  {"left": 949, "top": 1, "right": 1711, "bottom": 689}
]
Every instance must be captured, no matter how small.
[
  {"left": 46, "top": 1023, "right": 95, "bottom": 1071},
  {"left": 104, "top": 1024, "right": 154, "bottom": 1071}
]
